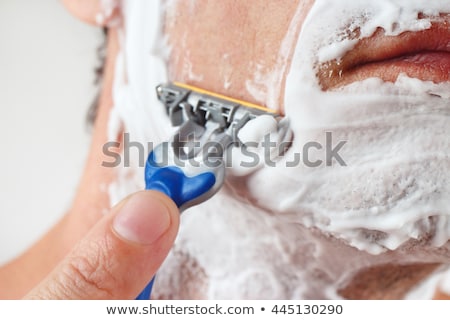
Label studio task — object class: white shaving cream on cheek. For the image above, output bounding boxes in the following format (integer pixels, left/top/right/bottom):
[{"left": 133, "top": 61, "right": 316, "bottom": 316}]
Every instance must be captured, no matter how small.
[
  {"left": 248, "top": 0, "right": 450, "bottom": 255},
  {"left": 108, "top": 1, "right": 172, "bottom": 205},
  {"left": 110, "top": 0, "right": 450, "bottom": 298}
]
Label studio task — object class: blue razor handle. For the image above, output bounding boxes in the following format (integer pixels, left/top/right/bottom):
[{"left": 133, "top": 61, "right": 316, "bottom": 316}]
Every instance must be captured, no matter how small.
[
  {"left": 145, "top": 165, "right": 216, "bottom": 208},
  {"left": 145, "top": 143, "right": 220, "bottom": 210},
  {"left": 136, "top": 141, "right": 225, "bottom": 300}
]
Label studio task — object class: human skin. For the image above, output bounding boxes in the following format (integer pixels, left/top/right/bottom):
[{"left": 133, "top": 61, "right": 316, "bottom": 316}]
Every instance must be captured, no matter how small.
[{"left": 0, "top": 0, "right": 448, "bottom": 299}]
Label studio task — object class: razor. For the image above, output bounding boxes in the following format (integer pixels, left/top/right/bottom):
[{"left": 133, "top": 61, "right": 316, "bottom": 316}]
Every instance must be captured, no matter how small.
[{"left": 137, "top": 82, "right": 292, "bottom": 299}]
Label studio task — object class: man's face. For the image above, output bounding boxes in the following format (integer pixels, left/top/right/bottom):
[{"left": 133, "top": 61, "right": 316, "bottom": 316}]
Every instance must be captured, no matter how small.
[
  {"left": 165, "top": 0, "right": 450, "bottom": 255},
  {"left": 63, "top": 0, "right": 450, "bottom": 298}
]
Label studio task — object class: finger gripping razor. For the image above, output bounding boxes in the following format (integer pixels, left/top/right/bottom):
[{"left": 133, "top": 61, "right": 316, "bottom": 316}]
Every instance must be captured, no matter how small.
[{"left": 136, "top": 82, "right": 291, "bottom": 299}]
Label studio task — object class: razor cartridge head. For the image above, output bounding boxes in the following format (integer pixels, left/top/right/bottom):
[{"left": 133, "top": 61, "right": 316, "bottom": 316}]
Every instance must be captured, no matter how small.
[{"left": 156, "top": 82, "right": 291, "bottom": 150}]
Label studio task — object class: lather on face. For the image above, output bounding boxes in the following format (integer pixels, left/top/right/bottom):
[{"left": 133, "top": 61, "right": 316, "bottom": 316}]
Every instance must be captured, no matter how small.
[
  {"left": 131, "top": 0, "right": 448, "bottom": 299},
  {"left": 48, "top": 0, "right": 450, "bottom": 300}
]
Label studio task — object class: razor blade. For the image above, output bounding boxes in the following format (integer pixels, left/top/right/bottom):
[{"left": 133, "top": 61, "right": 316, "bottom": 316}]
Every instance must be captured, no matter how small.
[
  {"left": 158, "top": 82, "right": 293, "bottom": 153},
  {"left": 156, "top": 82, "right": 286, "bottom": 151}
]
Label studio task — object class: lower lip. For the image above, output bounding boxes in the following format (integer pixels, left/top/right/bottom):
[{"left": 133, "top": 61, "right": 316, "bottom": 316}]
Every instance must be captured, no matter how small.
[{"left": 350, "top": 52, "right": 450, "bottom": 84}]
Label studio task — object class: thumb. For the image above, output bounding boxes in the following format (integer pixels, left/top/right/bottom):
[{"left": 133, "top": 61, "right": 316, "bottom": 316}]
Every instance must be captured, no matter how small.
[{"left": 24, "top": 190, "right": 180, "bottom": 300}]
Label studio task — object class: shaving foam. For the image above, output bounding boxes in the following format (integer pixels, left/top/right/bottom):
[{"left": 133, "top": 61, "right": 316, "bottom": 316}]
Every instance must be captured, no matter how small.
[
  {"left": 251, "top": 0, "right": 450, "bottom": 255},
  {"left": 109, "top": 0, "right": 450, "bottom": 298}
]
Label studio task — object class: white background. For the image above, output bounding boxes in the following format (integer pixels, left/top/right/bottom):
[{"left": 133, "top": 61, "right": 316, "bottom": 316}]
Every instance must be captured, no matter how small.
[{"left": 0, "top": 0, "right": 102, "bottom": 264}]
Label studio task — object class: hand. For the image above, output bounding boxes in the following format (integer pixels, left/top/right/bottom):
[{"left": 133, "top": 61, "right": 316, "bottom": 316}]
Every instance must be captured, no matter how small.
[{"left": 23, "top": 191, "right": 179, "bottom": 299}]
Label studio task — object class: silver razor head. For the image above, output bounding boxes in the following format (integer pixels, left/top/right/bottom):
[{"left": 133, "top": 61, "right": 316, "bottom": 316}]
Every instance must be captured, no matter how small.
[{"left": 156, "top": 82, "right": 292, "bottom": 154}]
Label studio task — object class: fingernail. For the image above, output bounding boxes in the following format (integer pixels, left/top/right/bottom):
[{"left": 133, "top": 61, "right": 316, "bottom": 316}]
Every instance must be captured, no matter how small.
[{"left": 113, "top": 192, "right": 172, "bottom": 245}]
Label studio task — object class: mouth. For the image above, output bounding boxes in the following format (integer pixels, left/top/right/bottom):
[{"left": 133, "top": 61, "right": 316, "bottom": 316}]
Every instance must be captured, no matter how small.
[{"left": 318, "top": 17, "right": 450, "bottom": 90}]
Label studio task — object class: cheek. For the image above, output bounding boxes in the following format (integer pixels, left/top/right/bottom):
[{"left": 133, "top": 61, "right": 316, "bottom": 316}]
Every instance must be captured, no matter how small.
[{"left": 164, "top": 0, "right": 313, "bottom": 112}]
